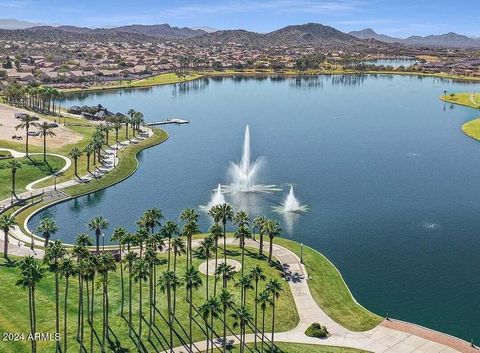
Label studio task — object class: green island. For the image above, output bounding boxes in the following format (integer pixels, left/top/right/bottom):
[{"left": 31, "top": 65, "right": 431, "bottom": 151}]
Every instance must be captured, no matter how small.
[{"left": 442, "top": 92, "right": 480, "bottom": 141}]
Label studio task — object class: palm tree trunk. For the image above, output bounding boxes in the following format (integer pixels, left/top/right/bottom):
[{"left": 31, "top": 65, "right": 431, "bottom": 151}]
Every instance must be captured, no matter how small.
[
  {"left": 167, "top": 286, "right": 173, "bottom": 353},
  {"left": 254, "top": 283, "right": 258, "bottom": 348},
  {"left": 90, "top": 277, "right": 94, "bottom": 353},
  {"left": 259, "top": 232, "right": 263, "bottom": 256},
  {"left": 268, "top": 237, "right": 273, "bottom": 263},
  {"left": 55, "top": 271, "right": 60, "bottom": 353},
  {"left": 189, "top": 288, "right": 193, "bottom": 353},
  {"left": 29, "top": 287, "right": 35, "bottom": 353},
  {"left": 11, "top": 171, "right": 16, "bottom": 195},
  {"left": 148, "top": 266, "right": 153, "bottom": 340},
  {"left": 214, "top": 238, "right": 218, "bottom": 296},
  {"left": 3, "top": 230, "right": 8, "bottom": 259},
  {"left": 222, "top": 304, "right": 227, "bottom": 353},
  {"left": 43, "top": 134, "right": 46, "bottom": 161},
  {"left": 120, "top": 251, "right": 124, "bottom": 317},
  {"left": 138, "top": 280, "right": 142, "bottom": 351},
  {"left": 261, "top": 308, "right": 266, "bottom": 353},
  {"left": 64, "top": 276, "right": 69, "bottom": 353},
  {"left": 102, "top": 276, "right": 106, "bottom": 352},
  {"left": 270, "top": 301, "right": 275, "bottom": 353},
  {"left": 128, "top": 263, "right": 133, "bottom": 335},
  {"left": 26, "top": 129, "right": 29, "bottom": 156},
  {"left": 32, "top": 286, "right": 37, "bottom": 353},
  {"left": 223, "top": 223, "right": 227, "bottom": 262}
]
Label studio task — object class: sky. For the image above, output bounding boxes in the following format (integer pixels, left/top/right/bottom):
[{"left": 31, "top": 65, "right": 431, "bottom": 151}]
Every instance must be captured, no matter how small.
[{"left": 1, "top": 0, "right": 479, "bottom": 38}]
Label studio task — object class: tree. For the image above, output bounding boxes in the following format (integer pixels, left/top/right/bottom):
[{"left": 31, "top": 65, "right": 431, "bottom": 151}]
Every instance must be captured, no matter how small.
[
  {"left": 68, "top": 147, "right": 83, "bottom": 177},
  {"left": 97, "top": 252, "right": 116, "bottom": 352},
  {"left": 143, "top": 208, "right": 163, "bottom": 233},
  {"left": 59, "top": 256, "right": 76, "bottom": 353},
  {"left": 266, "top": 279, "right": 284, "bottom": 353},
  {"left": 256, "top": 290, "right": 271, "bottom": 353},
  {"left": 0, "top": 214, "right": 17, "bottom": 260},
  {"left": 265, "top": 220, "right": 281, "bottom": 263},
  {"left": 219, "top": 289, "right": 236, "bottom": 353},
  {"left": 250, "top": 265, "right": 266, "bottom": 348},
  {"left": 183, "top": 266, "right": 202, "bottom": 352},
  {"left": 253, "top": 216, "right": 267, "bottom": 253},
  {"left": 215, "top": 262, "right": 236, "bottom": 289},
  {"left": 37, "top": 121, "right": 56, "bottom": 161},
  {"left": 44, "top": 240, "right": 66, "bottom": 353},
  {"left": 83, "top": 143, "right": 94, "bottom": 172},
  {"left": 180, "top": 208, "right": 199, "bottom": 267},
  {"left": 87, "top": 216, "right": 109, "bottom": 252},
  {"left": 16, "top": 256, "right": 45, "bottom": 353},
  {"left": 7, "top": 160, "right": 21, "bottom": 196},
  {"left": 197, "top": 235, "right": 215, "bottom": 299},
  {"left": 131, "top": 257, "right": 149, "bottom": 350},
  {"left": 111, "top": 227, "right": 127, "bottom": 316},
  {"left": 15, "top": 114, "right": 39, "bottom": 156},
  {"left": 209, "top": 222, "right": 223, "bottom": 295},
  {"left": 236, "top": 274, "right": 253, "bottom": 308},
  {"left": 234, "top": 225, "right": 251, "bottom": 276},
  {"left": 160, "top": 220, "right": 179, "bottom": 270},
  {"left": 113, "top": 121, "right": 122, "bottom": 142},
  {"left": 124, "top": 251, "right": 138, "bottom": 334},
  {"left": 73, "top": 234, "right": 91, "bottom": 341},
  {"left": 198, "top": 296, "right": 222, "bottom": 353},
  {"left": 209, "top": 203, "right": 234, "bottom": 262},
  {"left": 36, "top": 217, "right": 58, "bottom": 247},
  {"left": 158, "top": 270, "right": 183, "bottom": 352},
  {"left": 231, "top": 306, "right": 253, "bottom": 353}
]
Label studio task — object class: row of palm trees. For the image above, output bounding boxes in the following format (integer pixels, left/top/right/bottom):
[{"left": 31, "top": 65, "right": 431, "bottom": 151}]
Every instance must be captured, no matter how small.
[
  {"left": 14, "top": 113, "right": 57, "bottom": 160},
  {"left": 5, "top": 204, "right": 285, "bottom": 353},
  {"left": 4, "top": 82, "right": 64, "bottom": 115}
]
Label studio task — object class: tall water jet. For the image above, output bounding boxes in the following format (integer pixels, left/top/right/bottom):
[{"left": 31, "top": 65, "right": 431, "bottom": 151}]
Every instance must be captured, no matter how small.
[
  {"left": 273, "top": 185, "right": 308, "bottom": 234},
  {"left": 200, "top": 184, "right": 226, "bottom": 212},
  {"left": 283, "top": 186, "right": 308, "bottom": 213},
  {"left": 223, "top": 125, "right": 280, "bottom": 194}
]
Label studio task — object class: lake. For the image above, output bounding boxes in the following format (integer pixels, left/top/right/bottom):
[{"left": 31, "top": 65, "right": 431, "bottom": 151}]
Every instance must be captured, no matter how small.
[{"left": 30, "top": 74, "right": 480, "bottom": 341}]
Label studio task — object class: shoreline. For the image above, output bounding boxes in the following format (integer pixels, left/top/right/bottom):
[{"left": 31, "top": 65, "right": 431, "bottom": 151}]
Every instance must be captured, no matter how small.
[{"left": 58, "top": 69, "right": 480, "bottom": 94}]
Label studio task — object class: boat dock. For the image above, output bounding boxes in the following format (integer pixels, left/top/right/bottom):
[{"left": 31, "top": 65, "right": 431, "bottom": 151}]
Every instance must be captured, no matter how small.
[{"left": 147, "top": 118, "right": 189, "bottom": 126}]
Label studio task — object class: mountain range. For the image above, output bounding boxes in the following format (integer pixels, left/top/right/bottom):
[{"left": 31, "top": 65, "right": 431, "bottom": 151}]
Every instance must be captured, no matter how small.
[
  {"left": 0, "top": 19, "right": 479, "bottom": 48},
  {"left": 349, "top": 28, "right": 480, "bottom": 48}
]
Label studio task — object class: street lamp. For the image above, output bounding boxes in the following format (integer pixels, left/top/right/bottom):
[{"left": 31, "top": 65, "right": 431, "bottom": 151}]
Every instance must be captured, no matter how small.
[{"left": 54, "top": 174, "right": 58, "bottom": 191}]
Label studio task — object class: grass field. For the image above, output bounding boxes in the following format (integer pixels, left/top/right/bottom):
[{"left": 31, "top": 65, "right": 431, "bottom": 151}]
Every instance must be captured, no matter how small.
[
  {"left": 0, "top": 155, "right": 66, "bottom": 199},
  {"left": 274, "top": 238, "right": 382, "bottom": 332},
  {"left": 0, "top": 245, "right": 298, "bottom": 353},
  {"left": 441, "top": 93, "right": 480, "bottom": 109},
  {"left": 462, "top": 118, "right": 480, "bottom": 141}
]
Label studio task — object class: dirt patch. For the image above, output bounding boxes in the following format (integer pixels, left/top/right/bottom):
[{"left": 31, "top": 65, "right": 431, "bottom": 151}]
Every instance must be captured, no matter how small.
[{"left": 0, "top": 103, "right": 83, "bottom": 147}]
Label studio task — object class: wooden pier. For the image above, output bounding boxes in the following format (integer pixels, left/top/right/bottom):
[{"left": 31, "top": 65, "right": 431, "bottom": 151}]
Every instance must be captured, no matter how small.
[{"left": 147, "top": 118, "right": 189, "bottom": 126}]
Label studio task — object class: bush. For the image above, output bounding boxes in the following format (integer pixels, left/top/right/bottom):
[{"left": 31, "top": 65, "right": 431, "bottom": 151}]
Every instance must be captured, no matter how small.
[{"left": 305, "top": 323, "right": 329, "bottom": 338}]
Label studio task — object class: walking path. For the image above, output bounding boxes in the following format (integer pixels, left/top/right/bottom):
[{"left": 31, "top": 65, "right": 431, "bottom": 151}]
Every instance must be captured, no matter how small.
[{"left": 170, "top": 238, "right": 477, "bottom": 353}]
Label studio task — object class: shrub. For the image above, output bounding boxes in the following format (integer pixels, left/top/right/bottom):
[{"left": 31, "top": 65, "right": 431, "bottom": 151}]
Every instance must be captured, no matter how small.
[{"left": 305, "top": 322, "right": 329, "bottom": 338}]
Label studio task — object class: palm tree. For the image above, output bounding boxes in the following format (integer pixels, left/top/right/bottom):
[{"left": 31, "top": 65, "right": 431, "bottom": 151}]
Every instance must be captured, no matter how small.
[
  {"left": 44, "top": 240, "right": 66, "bottom": 353},
  {"left": 215, "top": 262, "right": 236, "bottom": 289},
  {"left": 111, "top": 227, "right": 127, "bottom": 316},
  {"left": 37, "top": 121, "right": 56, "bottom": 161},
  {"left": 36, "top": 217, "right": 58, "bottom": 247},
  {"left": 171, "top": 236, "right": 186, "bottom": 273},
  {"left": 256, "top": 290, "right": 271, "bottom": 353},
  {"left": 144, "top": 245, "right": 157, "bottom": 340},
  {"left": 127, "top": 109, "right": 136, "bottom": 137},
  {"left": 209, "top": 222, "right": 223, "bottom": 295},
  {"left": 158, "top": 270, "right": 183, "bottom": 352},
  {"left": 266, "top": 279, "right": 283, "bottom": 353},
  {"left": 16, "top": 256, "right": 45, "bottom": 353},
  {"left": 183, "top": 266, "right": 202, "bottom": 352},
  {"left": 234, "top": 225, "right": 251, "bottom": 276},
  {"left": 0, "top": 212, "right": 17, "bottom": 260},
  {"left": 150, "top": 231, "right": 165, "bottom": 326},
  {"left": 131, "top": 257, "right": 149, "bottom": 350},
  {"left": 219, "top": 289, "right": 236, "bottom": 353},
  {"left": 143, "top": 208, "right": 163, "bottom": 233},
  {"left": 135, "top": 227, "right": 149, "bottom": 258},
  {"left": 83, "top": 254, "right": 97, "bottom": 353},
  {"left": 68, "top": 147, "right": 83, "bottom": 177},
  {"left": 87, "top": 216, "right": 109, "bottom": 252},
  {"left": 160, "top": 220, "right": 179, "bottom": 270},
  {"left": 83, "top": 143, "right": 94, "bottom": 172},
  {"left": 250, "top": 265, "right": 266, "bottom": 348},
  {"left": 253, "top": 216, "right": 267, "bottom": 251},
  {"left": 231, "top": 306, "right": 253, "bottom": 353},
  {"left": 180, "top": 208, "right": 199, "bottom": 267},
  {"left": 73, "top": 233, "right": 91, "bottom": 341},
  {"left": 236, "top": 274, "right": 254, "bottom": 308},
  {"left": 59, "top": 256, "right": 76, "bottom": 353},
  {"left": 124, "top": 251, "right": 138, "bottom": 334},
  {"left": 209, "top": 203, "right": 234, "bottom": 262},
  {"left": 15, "top": 114, "right": 39, "bottom": 156},
  {"left": 265, "top": 220, "right": 281, "bottom": 263},
  {"left": 97, "top": 252, "right": 116, "bottom": 352},
  {"left": 113, "top": 121, "right": 122, "bottom": 142},
  {"left": 233, "top": 210, "right": 250, "bottom": 238},
  {"left": 197, "top": 235, "right": 215, "bottom": 299},
  {"left": 198, "top": 296, "right": 222, "bottom": 353},
  {"left": 8, "top": 159, "right": 22, "bottom": 195}
]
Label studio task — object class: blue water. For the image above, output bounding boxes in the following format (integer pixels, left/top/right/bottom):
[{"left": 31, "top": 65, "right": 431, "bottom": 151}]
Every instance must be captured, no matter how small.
[{"left": 30, "top": 75, "right": 480, "bottom": 341}]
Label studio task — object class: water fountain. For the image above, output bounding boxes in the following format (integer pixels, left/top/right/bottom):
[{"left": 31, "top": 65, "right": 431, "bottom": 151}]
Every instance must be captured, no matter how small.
[
  {"left": 200, "top": 184, "right": 226, "bottom": 212},
  {"left": 273, "top": 186, "right": 308, "bottom": 234},
  {"left": 223, "top": 125, "right": 280, "bottom": 194}
]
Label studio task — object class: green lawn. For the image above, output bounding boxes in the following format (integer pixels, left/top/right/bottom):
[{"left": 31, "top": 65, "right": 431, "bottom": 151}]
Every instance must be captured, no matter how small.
[
  {"left": 462, "top": 118, "right": 480, "bottom": 141},
  {"left": 441, "top": 93, "right": 480, "bottom": 109},
  {"left": 203, "top": 342, "right": 372, "bottom": 353},
  {"left": 0, "top": 245, "right": 298, "bottom": 353},
  {"left": 275, "top": 238, "right": 382, "bottom": 331},
  {"left": 0, "top": 155, "right": 66, "bottom": 199}
]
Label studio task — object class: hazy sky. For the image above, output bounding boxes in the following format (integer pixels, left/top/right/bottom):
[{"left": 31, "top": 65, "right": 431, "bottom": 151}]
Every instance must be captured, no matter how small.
[{"left": 1, "top": 0, "right": 479, "bottom": 37}]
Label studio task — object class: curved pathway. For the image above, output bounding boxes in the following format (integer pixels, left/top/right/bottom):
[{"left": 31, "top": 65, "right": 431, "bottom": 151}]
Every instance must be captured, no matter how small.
[
  {"left": 170, "top": 238, "right": 477, "bottom": 353},
  {"left": 25, "top": 153, "right": 71, "bottom": 191}
]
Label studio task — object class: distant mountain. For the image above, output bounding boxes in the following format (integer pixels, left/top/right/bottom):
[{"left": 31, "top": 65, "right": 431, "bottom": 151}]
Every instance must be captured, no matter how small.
[
  {"left": 190, "top": 23, "right": 364, "bottom": 48},
  {"left": 0, "top": 18, "right": 44, "bottom": 29},
  {"left": 350, "top": 28, "right": 480, "bottom": 48},
  {"left": 267, "top": 23, "right": 361, "bottom": 46},
  {"left": 100, "top": 24, "right": 206, "bottom": 39},
  {"left": 403, "top": 32, "right": 480, "bottom": 48},
  {"left": 349, "top": 28, "right": 401, "bottom": 43},
  {"left": 190, "top": 26, "right": 218, "bottom": 33}
]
